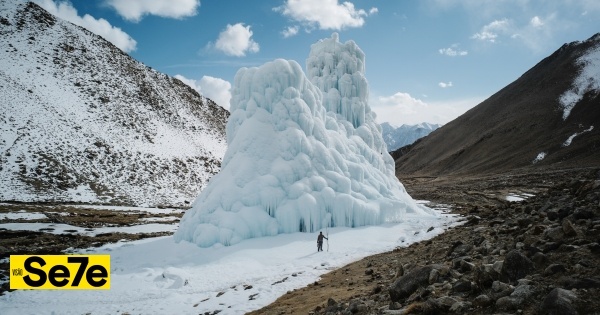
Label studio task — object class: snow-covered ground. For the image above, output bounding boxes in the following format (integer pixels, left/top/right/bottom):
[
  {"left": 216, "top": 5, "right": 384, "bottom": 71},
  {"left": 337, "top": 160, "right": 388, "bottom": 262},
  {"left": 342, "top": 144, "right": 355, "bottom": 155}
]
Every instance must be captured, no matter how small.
[
  {"left": 0, "top": 222, "right": 178, "bottom": 237},
  {"left": 1, "top": 202, "right": 460, "bottom": 315},
  {"left": 505, "top": 192, "right": 535, "bottom": 202}
]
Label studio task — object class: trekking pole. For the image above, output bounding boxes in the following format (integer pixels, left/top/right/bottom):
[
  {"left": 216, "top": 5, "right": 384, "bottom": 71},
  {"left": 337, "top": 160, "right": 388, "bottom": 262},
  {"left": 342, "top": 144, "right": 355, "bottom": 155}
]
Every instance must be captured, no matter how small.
[{"left": 326, "top": 218, "right": 330, "bottom": 252}]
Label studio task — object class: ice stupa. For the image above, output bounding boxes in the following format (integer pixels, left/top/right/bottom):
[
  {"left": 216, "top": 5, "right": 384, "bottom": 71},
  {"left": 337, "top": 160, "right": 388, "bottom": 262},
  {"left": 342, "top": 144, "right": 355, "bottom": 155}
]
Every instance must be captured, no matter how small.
[{"left": 175, "top": 34, "right": 435, "bottom": 247}]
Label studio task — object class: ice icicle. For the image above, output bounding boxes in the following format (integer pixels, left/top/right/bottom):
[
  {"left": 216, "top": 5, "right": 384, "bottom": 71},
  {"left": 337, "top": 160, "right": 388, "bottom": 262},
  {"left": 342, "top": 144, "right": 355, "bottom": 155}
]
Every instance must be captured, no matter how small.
[{"left": 175, "top": 35, "right": 435, "bottom": 247}]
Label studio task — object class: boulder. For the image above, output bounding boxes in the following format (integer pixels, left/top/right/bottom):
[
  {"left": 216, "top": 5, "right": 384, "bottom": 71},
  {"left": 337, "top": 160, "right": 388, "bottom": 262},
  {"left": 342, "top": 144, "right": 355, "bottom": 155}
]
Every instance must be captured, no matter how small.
[
  {"left": 543, "top": 264, "right": 567, "bottom": 276},
  {"left": 539, "top": 288, "right": 577, "bottom": 315},
  {"left": 501, "top": 250, "right": 534, "bottom": 282},
  {"left": 389, "top": 265, "right": 434, "bottom": 302}
]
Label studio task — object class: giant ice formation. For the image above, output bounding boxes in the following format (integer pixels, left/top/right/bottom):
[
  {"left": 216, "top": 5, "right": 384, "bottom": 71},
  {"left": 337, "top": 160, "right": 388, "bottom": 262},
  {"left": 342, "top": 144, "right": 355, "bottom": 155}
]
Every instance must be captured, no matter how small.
[{"left": 175, "top": 34, "right": 435, "bottom": 247}]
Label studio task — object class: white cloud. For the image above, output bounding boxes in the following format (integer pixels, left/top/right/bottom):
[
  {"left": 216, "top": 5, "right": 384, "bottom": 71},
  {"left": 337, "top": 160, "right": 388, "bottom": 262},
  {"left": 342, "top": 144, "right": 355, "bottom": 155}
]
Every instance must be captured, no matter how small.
[
  {"left": 34, "top": 0, "right": 137, "bottom": 52},
  {"left": 210, "top": 23, "right": 259, "bottom": 57},
  {"left": 281, "top": 26, "right": 299, "bottom": 38},
  {"left": 439, "top": 44, "right": 468, "bottom": 56},
  {"left": 105, "top": 0, "right": 200, "bottom": 22},
  {"left": 275, "top": 0, "right": 376, "bottom": 30},
  {"left": 175, "top": 75, "right": 231, "bottom": 110},
  {"left": 530, "top": 16, "right": 544, "bottom": 28},
  {"left": 438, "top": 81, "right": 453, "bottom": 88},
  {"left": 471, "top": 18, "right": 510, "bottom": 42},
  {"left": 370, "top": 92, "right": 483, "bottom": 125}
]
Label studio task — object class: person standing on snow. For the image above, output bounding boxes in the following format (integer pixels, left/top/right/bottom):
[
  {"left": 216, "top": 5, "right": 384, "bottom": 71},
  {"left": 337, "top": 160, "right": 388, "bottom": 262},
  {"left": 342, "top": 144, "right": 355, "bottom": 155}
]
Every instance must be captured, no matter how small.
[{"left": 317, "top": 231, "right": 328, "bottom": 252}]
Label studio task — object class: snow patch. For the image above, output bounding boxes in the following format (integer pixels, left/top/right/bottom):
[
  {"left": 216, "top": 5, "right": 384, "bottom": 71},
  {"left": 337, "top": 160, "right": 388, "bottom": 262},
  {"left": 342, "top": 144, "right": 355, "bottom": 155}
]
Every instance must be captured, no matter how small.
[
  {"left": 559, "top": 45, "right": 600, "bottom": 120},
  {"left": 0, "top": 211, "right": 47, "bottom": 220},
  {"left": 506, "top": 193, "right": 535, "bottom": 202},
  {"left": 562, "top": 125, "right": 594, "bottom": 147},
  {"left": 66, "top": 184, "right": 99, "bottom": 203},
  {"left": 532, "top": 152, "right": 546, "bottom": 164},
  {"left": 0, "top": 222, "right": 178, "bottom": 236}
]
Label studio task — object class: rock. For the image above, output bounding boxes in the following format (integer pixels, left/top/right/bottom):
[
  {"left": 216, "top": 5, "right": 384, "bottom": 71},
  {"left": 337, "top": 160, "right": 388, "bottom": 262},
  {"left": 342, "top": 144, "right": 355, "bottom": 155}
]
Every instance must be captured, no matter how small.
[
  {"left": 562, "top": 219, "right": 577, "bottom": 237},
  {"left": 510, "top": 284, "right": 536, "bottom": 302},
  {"left": 545, "top": 227, "right": 565, "bottom": 241},
  {"left": 474, "top": 264, "right": 498, "bottom": 288},
  {"left": 531, "top": 225, "right": 546, "bottom": 235},
  {"left": 557, "top": 206, "right": 573, "bottom": 220},
  {"left": 558, "top": 244, "right": 577, "bottom": 252},
  {"left": 518, "top": 217, "right": 533, "bottom": 227},
  {"left": 388, "top": 301, "right": 401, "bottom": 310},
  {"left": 389, "top": 265, "right": 433, "bottom": 302},
  {"left": 496, "top": 296, "right": 520, "bottom": 311},
  {"left": 490, "top": 281, "right": 514, "bottom": 300},
  {"left": 449, "top": 301, "right": 472, "bottom": 313},
  {"left": 327, "top": 298, "right": 337, "bottom": 307},
  {"left": 542, "top": 241, "right": 561, "bottom": 252},
  {"left": 501, "top": 250, "right": 534, "bottom": 282},
  {"left": 492, "top": 260, "right": 503, "bottom": 274},
  {"left": 539, "top": 288, "right": 577, "bottom": 315},
  {"left": 452, "top": 279, "right": 472, "bottom": 293},
  {"left": 543, "top": 264, "right": 567, "bottom": 276},
  {"left": 372, "top": 285, "right": 383, "bottom": 294},
  {"left": 437, "top": 265, "right": 450, "bottom": 276},
  {"left": 459, "top": 260, "right": 475, "bottom": 273},
  {"left": 573, "top": 208, "right": 594, "bottom": 220},
  {"left": 382, "top": 310, "right": 403, "bottom": 315},
  {"left": 473, "top": 294, "right": 492, "bottom": 307},
  {"left": 515, "top": 242, "right": 525, "bottom": 250},
  {"left": 450, "top": 243, "right": 473, "bottom": 257},
  {"left": 547, "top": 210, "right": 559, "bottom": 221},
  {"left": 467, "top": 215, "right": 480, "bottom": 225},
  {"left": 348, "top": 299, "right": 366, "bottom": 313},
  {"left": 435, "top": 296, "right": 458, "bottom": 309},
  {"left": 517, "top": 279, "right": 533, "bottom": 286},
  {"left": 559, "top": 276, "right": 600, "bottom": 289},
  {"left": 428, "top": 269, "right": 439, "bottom": 284},
  {"left": 532, "top": 252, "right": 548, "bottom": 268},
  {"left": 395, "top": 264, "right": 404, "bottom": 279},
  {"left": 584, "top": 242, "right": 600, "bottom": 253},
  {"left": 492, "top": 281, "right": 513, "bottom": 293}
]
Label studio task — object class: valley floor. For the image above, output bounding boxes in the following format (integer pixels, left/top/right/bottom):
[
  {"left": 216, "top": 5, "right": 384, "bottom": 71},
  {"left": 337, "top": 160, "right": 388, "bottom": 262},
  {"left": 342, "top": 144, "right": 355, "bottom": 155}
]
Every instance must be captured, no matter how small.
[
  {"left": 1, "top": 167, "right": 598, "bottom": 314},
  {"left": 250, "top": 167, "right": 600, "bottom": 315}
]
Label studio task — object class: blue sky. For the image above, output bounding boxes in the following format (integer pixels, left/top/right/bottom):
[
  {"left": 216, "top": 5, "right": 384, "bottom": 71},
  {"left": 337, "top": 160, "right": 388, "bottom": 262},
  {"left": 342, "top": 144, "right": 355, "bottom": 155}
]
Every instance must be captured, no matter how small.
[{"left": 34, "top": 0, "right": 600, "bottom": 126}]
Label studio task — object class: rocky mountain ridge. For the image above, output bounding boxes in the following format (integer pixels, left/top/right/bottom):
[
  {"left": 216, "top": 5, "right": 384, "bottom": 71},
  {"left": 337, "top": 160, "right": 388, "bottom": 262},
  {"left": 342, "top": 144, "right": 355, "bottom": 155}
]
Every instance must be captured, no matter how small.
[{"left": 0, "top": 2, "right": 229, "bottom": 207}]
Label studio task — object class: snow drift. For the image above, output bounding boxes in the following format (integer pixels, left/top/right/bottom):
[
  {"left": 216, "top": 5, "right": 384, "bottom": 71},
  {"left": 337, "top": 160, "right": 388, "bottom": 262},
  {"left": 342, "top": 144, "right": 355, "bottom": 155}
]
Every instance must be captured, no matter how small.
[{"left": 175, "top": 34, "right": 434, "bottom": 247}]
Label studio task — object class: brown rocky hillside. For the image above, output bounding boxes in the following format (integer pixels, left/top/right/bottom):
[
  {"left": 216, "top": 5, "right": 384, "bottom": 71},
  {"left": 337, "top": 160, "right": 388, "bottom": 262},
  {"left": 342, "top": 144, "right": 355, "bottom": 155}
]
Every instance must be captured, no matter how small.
[{"left": 394, "top": 33, "right": 600, "bottom": 177}]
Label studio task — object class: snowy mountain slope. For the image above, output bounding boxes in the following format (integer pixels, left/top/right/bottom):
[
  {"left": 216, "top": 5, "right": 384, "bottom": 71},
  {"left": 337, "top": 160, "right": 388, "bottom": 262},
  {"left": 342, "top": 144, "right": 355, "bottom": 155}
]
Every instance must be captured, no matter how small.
[
  {"left": 175, "top": 34, "right": 435, "bottom": 248},
  {"left": 395, "top": 33, "right": 600, "bottom": 177},
  {"left": 0, "top": 2, "right": 228, "bottom": 207},
  {"left": 381, "top": 122, "right": 440, "bottom": 152}
]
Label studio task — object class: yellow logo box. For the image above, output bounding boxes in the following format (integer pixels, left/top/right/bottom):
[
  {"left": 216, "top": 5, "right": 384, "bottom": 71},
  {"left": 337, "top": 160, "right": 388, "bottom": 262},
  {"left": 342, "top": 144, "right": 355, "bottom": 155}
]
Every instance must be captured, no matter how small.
[{"left": 10, "top": 255, "right": 110, "bottom": 290}]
